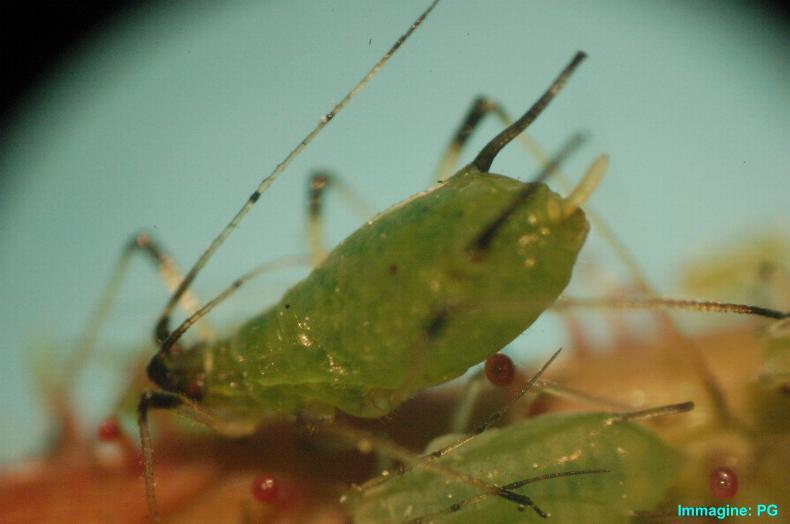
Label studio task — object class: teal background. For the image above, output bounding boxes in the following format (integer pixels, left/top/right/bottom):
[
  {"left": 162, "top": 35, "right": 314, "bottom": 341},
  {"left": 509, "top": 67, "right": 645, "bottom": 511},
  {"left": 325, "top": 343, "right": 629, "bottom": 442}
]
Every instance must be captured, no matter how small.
[{"left": 0, "top": 1, "right": 788, "bottom": 463}]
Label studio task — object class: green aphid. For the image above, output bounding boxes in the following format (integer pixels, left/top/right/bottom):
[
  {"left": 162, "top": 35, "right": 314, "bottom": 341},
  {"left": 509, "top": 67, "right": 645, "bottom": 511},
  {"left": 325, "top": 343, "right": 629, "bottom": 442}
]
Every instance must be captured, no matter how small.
[
  {"left": 135, "top": 3, "right": 605, "bottom": 520},
  {"left": 348, "top": 413, "right": 682, "bottom": 524},
  {"left": 141, "top": 18, "right": 596, "bottom": 425},
  {"left": 155, "top": 165, "right": 588, "bottom": 421}
]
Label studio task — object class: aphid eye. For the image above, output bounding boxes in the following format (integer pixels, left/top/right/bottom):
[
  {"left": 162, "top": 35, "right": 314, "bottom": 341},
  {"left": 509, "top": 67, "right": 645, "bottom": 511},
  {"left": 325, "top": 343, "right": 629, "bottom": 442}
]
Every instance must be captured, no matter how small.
[
  {"left": 97, "top": 417, "right": 121, "bottom": 441},
  {"left": 251, "top": 474, "right": 279, "bottom": 503},
  {"left": 484, "top": 353, "right": 516, "bottom": 387},
  {"left": 184, "top": 381, "right": 204, "bottom": 400},
  {"left": 709, "top": 466, "right": 738, "bottom": 499}
]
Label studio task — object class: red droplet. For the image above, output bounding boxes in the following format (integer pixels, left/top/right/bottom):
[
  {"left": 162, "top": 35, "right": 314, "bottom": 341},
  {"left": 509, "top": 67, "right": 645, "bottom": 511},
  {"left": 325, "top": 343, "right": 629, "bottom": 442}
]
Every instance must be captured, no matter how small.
[
  {"left": 485, "top": 353, "right": 515, "bottom": 387},
  {"left": 709, "top": 467, "right": 738, "bottom": 499},
  {"left": 251, "top": 475, "right": 279, "bottom": 503},
  {"left": 98, "top": 418, "right": 121, "bottom": 441}
]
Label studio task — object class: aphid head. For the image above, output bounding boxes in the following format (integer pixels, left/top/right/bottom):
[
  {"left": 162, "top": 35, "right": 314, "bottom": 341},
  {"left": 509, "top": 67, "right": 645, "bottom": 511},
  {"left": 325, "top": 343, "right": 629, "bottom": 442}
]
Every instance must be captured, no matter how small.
[{"left": 146, "top": 348, "right": 205, "bottom": 400}]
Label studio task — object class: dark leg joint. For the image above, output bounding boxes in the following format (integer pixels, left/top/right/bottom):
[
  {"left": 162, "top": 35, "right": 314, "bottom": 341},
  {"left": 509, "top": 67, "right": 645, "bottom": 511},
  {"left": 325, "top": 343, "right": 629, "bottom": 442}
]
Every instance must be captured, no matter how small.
[
  {"left": 496, "top": 490, "right": 546, "bottom": 518},
  {"left": 138, "top": 391, "right": 183, "bottom": 420},
  {"left": 308, "top": 171, "right": 332, "bottom": 218},
  {"left": 155, "top": 317, "right": 170, "bottom": 345}
]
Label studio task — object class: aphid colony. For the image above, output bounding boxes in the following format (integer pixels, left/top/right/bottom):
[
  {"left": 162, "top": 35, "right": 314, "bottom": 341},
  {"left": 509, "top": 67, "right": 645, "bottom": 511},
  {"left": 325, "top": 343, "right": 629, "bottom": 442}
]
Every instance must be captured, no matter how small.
[{"left": 4, "top": 1, "right": 787, "bottom": 523}]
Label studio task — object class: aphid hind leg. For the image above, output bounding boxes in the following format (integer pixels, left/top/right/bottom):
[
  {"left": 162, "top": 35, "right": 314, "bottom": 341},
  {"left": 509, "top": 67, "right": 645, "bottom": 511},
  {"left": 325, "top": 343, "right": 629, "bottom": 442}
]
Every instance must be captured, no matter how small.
[
  {"left": 138, "top": 390, "right": 184, "bottom": 524},
  {"left": 131, "top": 232, "right": 213, "bottom": 341},
  {"left": 307, "top": 170, "right": 374, "bottom": 266},
  {"left": 407, "top": 402, "right": 696, "bottom": 523},
  {"left": 137, "top": 389, "right": 256, "bottom": 523},
  {"left": 63, "top": 231, "right": 211, "bottom": 390},
  {"left": 433, "top": 96, "right": 501, "bottom": 182},
  {"left": 57, "top": 231, "right": 211, "bottom": 431},
  {"left": 482, "top": 105, "right": 758, "bottom": 430},
  {"left": 325, "top": 420, "right": 550, "bottom": 518},
  {"left": 360, "top": 350, "right": 563, "bottom": 496}
]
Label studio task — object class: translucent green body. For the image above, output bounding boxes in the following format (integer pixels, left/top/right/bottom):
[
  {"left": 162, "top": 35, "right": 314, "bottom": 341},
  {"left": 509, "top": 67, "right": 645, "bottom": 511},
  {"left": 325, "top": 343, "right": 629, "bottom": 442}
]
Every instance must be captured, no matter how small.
[{"left": 168, "top": 165, "right": 588, "bottom": 421}]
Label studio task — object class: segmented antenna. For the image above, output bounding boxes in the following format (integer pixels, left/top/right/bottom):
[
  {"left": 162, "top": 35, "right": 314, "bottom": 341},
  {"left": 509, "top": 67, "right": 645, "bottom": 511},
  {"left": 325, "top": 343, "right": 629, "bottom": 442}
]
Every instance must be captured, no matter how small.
[{"left": 154, "top": 0, "right": 441, "bottom": 349}]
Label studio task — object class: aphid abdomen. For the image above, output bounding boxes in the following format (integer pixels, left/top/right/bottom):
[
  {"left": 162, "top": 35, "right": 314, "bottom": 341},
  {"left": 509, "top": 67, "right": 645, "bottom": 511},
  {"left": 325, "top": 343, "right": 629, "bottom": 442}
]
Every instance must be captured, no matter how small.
[{"left": 199, "top": 165, "right": 588, "bottom": 419}]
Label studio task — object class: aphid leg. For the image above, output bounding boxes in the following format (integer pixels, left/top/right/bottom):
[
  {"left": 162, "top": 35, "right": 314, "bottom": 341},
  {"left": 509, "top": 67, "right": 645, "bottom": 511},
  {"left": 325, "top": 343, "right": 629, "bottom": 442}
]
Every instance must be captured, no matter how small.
[
  {"left": 535, "top": 379, "right": 630, "bottom": 411},
  {"left": 447, "top": 374, "right": 485, "bottom": 433},
  {"left": 359, "top": 350, "right": 562, "bottom": 493},
  {"left": 153, "top": 0, "right": 440, "bottom": 348},
  {"left": 408, "top": 469, "right": 610, "bottom": 524},
  {"left": 462, "top": 96, "right": 786, "bottom": 427},
  {"left": 486, "top": 108, "right": 761, "bottom": 430},
  {"left": 433, "top": 96, "right": 501, "bottom": 183},
  {"left": 137, "top": 391, "right": 184, "bottom": 524},
  {"left": 326, "top": 421, "right": 549, "bottom": 518},
  {"left": 61, "top": 232, "right": 208, "bottom": 398},
  {"left": 130, "top": 232, "right": 213, "bottom": 339},
  {"left": 307, "top": 170, "right": 374, "bottom": 266},
  {"left": 408, "top": 401, "right": 696, "bottom": 523},
  {"left": 137, "top": 389, "right": 245, "bottom": 523},
  {"left": 432, "top": 349, "right": 562, "bottom": 459},
  {"left": 50, "top": 231, "right": 211, "bottom": 450}
]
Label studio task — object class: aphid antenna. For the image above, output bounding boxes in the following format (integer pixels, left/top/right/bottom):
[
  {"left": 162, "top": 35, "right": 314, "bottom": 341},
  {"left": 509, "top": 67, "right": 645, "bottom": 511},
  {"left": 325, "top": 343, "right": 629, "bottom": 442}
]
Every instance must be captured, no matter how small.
[
  {"left": 553, "top": 296, "right": 790, "bottom": 320},
  {"left": 394, "top": 402, "right": 694, "bottom": 523},
  {"left": 407, "top": 468, "right": 610, "bottom": 524},
  {"left": 159, "top": 254, "right": 311, "bottom": 353},
  {"left": 536, "top": 379, "right": 631, "bottom": 411},
  {"left": 153, "top": 0, "right": 441, "bottom": 350},
  {"left": 606, "top": 401, "right": 695, "bottom": 424},
  {"left": 358, "top": 348, "right": 563, "bottom": 494},
  {"left": 327, "top": 420, "right": 549, "bottom": 518},
  {"left": 551, "top": 294, "right": 790, "bottom": 427},
  {"left": 137, "top": 5, "right": 442, "bottom": 521}
]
